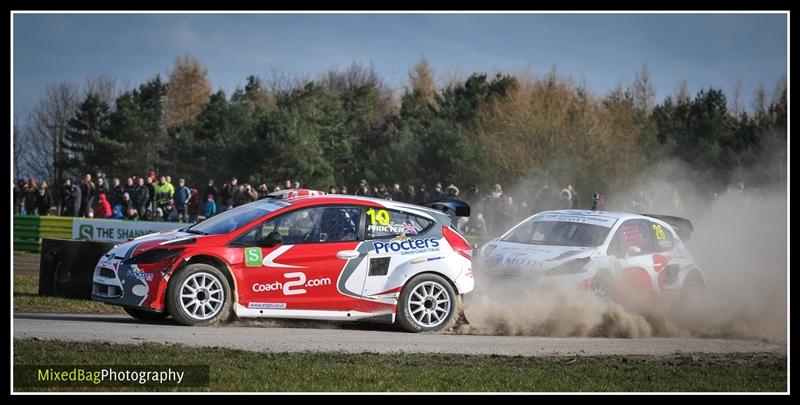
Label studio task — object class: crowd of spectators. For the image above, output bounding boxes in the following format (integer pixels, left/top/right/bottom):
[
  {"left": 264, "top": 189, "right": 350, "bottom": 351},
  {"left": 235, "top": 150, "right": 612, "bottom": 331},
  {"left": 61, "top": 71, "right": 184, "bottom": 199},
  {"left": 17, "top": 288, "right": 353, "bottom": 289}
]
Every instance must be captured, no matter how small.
[{"left": 14, "top": 172, "right": 679, "bottom": 237}]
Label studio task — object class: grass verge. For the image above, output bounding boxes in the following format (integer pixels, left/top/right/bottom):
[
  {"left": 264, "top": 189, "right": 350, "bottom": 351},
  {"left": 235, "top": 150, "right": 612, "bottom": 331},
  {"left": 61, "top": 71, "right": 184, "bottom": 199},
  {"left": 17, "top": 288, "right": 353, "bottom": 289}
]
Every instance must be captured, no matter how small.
[
  {"left": 14, "top": 275, "right": 124, "bottom": 314},
  {"left": 13, "top": 339, "right": 787, "bottom": 392}
]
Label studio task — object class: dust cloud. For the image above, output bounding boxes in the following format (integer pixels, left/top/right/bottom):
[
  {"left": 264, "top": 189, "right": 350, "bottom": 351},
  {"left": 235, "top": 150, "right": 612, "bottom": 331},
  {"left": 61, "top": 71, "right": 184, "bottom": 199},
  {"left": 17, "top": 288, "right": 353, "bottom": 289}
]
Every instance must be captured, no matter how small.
[{"left": 462, "top": 160, "right": 787, "bottom": 343}]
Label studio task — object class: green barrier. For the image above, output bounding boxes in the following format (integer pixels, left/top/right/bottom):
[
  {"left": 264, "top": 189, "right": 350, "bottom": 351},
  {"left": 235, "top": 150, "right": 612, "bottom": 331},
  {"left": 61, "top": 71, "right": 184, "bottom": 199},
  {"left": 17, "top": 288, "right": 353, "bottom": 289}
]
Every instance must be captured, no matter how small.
[{"left": 13, "top": 215, "right": 74, "bottom": 252}]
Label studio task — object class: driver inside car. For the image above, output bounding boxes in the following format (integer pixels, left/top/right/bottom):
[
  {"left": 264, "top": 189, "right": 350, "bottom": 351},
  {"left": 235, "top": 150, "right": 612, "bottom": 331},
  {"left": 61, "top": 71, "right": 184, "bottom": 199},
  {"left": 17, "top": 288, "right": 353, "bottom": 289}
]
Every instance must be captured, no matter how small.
[
  {"left": 316, "top": 208, "right": 358, "bottom": 242},
  {"left": 283, "top": 210, "right": 316, "bottom": 244}
]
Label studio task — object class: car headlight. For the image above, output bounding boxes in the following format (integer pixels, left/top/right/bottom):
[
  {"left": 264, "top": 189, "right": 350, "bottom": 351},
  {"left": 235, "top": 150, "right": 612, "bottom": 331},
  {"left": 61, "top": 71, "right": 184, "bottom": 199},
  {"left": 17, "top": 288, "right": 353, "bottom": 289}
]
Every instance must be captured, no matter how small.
[
  {"left": 124, "top": 248, "right": 184, "bottom": 265},
  {"left": 546, "top": 257, "right": 591, "bottom": 276}
]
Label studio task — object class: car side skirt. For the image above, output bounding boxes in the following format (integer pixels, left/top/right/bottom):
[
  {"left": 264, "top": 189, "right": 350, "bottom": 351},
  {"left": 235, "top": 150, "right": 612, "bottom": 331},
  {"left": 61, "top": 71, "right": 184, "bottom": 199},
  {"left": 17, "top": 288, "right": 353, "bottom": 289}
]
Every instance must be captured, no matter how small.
[{"left": 234, "top": 303, "right": 395, "bottom": 322}]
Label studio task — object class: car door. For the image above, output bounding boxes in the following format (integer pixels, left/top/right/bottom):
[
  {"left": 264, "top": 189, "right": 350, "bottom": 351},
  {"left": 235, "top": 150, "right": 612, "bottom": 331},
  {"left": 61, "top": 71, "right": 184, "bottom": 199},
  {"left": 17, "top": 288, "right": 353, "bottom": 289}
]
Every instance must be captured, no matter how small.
[
  {"left": 231, "top": 205, "right": 363, "bottom": 312},
  {"left": 358, "top": 208, "right": 435, "bottom": 304},
  {"left": 648, "top": 220, "right": 685, "bottom": 294},
  {"left": 607, "top": 219, "right": 660, "bottom": 307}
]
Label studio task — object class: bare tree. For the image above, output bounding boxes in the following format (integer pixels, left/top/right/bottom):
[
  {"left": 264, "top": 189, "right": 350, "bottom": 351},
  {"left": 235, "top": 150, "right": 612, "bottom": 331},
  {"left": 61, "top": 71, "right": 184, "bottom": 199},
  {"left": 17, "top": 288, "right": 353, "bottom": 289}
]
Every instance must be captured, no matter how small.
[
  {"left": 85, "top": 75, "right": 120, "bottom": 108},
  {"left": 675, "top": 80, "right": 690, "bottom": 104},
  {"left": 753, "top": 82, "right": 767, "bottom": 118},
  {"left": 12, "top": 118, "right": 22, "bottom": 178},
  {"left": 632, "top": 63, "right": 656, "bottom": 114},
  {"left": 772, "top": 74, "right": 787, "bottom": 106},
  {"left": 731, "top": 79, "right": 743, "bottom": 116},
  {"left": 18, "top": 82, "right": 79, "bottom": 186}
]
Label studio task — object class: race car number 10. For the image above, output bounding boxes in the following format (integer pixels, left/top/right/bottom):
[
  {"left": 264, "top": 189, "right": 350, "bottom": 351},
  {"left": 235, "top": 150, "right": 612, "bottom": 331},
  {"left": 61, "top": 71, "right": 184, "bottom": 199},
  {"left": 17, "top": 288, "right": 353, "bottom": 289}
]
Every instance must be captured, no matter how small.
[{"left": 367, "top": 208, "right": 391, "bottom": 226}]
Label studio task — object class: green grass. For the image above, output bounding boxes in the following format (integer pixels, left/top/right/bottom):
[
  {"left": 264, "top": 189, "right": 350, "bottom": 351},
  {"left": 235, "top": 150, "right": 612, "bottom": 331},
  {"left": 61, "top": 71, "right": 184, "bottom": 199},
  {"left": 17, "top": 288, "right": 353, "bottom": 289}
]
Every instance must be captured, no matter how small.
[
  {"left": 13, "top": 339, "right": 787, "bottom": 392},
  {"left": 14, "top": 275, "right": 124, "bottom": 314}
]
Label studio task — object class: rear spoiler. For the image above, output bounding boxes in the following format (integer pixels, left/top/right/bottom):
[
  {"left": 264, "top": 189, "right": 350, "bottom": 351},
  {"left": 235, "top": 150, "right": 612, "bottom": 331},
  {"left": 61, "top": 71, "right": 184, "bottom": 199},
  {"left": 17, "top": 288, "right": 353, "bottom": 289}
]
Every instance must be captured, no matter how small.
[
  {"left": 422, "top": 199, "right": 470, "bottom": 218},
  {"left": 643, "top": 214, "right": 694, "bottom": 240}
]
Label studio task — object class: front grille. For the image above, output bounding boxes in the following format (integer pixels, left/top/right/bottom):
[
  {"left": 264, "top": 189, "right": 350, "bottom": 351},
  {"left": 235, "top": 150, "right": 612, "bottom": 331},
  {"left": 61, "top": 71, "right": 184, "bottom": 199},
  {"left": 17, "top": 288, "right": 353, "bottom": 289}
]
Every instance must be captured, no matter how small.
[
  {"left": 93, "top": 283, "right": 122, "bottom": 298},
  {"left": 98, "top": 267, "right": 116, "bottom": 278}
]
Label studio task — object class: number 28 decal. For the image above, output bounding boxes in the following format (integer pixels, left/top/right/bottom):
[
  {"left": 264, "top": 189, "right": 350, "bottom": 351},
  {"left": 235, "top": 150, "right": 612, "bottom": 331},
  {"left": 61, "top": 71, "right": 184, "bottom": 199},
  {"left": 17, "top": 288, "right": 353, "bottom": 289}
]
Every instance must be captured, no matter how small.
[{"left": 652, "top": 224, "right": 667, "bottom": 241}]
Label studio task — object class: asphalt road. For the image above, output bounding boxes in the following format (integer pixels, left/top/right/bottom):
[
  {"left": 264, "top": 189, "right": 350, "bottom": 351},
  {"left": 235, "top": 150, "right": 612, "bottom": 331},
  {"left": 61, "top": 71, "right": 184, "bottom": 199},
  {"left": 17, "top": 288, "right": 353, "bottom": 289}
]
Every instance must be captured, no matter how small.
[{"left": 13, "top": 313, "right": 786, "bottom": 357}]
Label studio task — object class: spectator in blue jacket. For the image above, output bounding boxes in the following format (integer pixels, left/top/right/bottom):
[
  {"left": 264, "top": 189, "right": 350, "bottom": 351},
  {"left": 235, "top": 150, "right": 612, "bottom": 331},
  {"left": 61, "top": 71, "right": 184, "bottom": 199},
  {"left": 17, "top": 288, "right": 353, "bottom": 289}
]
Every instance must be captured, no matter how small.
[
  {"left": 204, "top": 194, "right": 217, "bottom": 219},
  {"left": 173, "top": 178, "right": 191, "bottom": 222}
]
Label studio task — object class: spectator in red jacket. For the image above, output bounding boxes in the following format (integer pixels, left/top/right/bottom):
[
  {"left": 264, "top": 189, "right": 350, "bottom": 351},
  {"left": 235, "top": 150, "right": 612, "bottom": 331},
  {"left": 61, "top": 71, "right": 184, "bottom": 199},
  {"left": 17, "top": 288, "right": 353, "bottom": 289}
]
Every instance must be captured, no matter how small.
[{"left": 95, "top": 193, "right": 112, "bottom": 218}]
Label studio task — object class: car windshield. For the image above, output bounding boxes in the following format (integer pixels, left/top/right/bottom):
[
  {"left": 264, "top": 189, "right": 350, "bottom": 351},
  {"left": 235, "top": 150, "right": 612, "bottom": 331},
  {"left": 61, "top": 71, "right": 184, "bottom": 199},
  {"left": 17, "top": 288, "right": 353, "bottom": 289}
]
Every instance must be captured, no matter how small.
[
  {"left": 501, "top": 215, "right": 614, "bottom": 247},
  {"left": 186, "top": 199, "right": 290, "bottom": 235}
]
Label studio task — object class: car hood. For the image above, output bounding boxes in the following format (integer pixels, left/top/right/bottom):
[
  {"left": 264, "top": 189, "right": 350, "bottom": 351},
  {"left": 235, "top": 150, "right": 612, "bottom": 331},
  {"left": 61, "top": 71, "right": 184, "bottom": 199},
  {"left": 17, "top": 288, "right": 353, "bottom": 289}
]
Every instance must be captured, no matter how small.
[
  {"left": 104, "top": 229, "right": 199, "bottom": 260},
  {"left": 480, "top": 242, "right": 596, "bottom": 273}
]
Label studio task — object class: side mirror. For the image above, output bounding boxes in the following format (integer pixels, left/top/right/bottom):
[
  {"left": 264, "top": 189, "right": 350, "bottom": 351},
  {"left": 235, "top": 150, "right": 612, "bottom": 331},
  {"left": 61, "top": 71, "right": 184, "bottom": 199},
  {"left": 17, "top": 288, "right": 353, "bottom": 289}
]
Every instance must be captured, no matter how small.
[
  {"left": 261, "top": 231, "right": 282, "bottom": 247},
  {"left": 626, "top": 245, "right": 642, "bottom": 257}
]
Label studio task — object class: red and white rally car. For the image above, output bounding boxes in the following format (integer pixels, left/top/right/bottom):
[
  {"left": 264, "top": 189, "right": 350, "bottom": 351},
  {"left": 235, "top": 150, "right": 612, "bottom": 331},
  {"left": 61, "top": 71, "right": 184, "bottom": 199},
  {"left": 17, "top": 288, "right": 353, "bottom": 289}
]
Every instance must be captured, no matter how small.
[{"left": 92, "top": 193, "right": 473, "bottom": 332}]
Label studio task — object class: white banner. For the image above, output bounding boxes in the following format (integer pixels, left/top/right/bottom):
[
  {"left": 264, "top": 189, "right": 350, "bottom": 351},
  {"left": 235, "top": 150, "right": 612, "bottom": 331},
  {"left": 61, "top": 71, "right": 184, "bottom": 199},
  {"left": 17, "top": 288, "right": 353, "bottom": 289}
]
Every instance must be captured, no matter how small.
[{"left": 72, "top": 218, "right": 189, "bottom": 242}]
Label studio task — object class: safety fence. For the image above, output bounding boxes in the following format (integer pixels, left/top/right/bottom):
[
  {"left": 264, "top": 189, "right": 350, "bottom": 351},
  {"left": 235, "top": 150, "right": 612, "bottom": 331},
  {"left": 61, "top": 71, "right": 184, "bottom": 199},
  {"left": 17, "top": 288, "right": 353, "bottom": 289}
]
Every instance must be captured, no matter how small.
[
  {"left": 13, "top": 216, "right": 185, "bottom": 252},
  {"left": 13, "top": 216, "right": 74, "bottom": 252}
]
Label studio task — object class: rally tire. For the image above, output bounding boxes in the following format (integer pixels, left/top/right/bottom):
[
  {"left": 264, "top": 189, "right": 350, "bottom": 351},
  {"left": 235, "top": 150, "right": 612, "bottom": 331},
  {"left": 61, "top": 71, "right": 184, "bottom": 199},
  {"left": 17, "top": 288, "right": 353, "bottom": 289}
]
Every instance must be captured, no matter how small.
[
  {"left": 167, "top": 263, "right": 232, "bottom": 326},
  {"left": 396, "top": 273, "right": 460, "bottom": 333},
  {"left": 124, "top": 307, "right": 169, "bottom": 322},
  {"left": 591, "top": 271, "right": 615, "bottom": 300},
  {"left": 679, "top": 271, "right": 706, "bottom": 310}
]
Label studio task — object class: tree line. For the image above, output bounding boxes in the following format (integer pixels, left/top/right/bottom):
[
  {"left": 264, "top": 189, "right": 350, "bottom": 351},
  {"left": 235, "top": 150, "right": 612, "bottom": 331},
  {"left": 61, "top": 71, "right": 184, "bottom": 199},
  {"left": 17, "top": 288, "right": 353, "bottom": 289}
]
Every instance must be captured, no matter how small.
[{"left": 15, "top": 57, "right": 787, "bottom": 201}]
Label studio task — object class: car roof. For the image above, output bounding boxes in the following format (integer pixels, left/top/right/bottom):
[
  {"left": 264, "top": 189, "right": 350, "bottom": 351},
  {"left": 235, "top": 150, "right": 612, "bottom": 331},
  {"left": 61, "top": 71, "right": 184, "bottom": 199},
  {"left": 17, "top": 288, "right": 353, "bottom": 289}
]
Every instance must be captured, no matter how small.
[
  {"left": 536, "top": 209, "right": 655, "bottom": 222},
  {"left": 281, "top": 194, "right": 446, "bottom": 219}
]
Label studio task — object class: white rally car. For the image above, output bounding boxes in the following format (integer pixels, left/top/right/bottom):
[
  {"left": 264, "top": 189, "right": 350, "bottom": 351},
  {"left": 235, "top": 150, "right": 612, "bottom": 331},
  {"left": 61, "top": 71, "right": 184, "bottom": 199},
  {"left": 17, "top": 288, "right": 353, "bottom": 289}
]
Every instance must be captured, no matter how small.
[{"left": 476, "top": 210, "right": 705, "bottom": 309}]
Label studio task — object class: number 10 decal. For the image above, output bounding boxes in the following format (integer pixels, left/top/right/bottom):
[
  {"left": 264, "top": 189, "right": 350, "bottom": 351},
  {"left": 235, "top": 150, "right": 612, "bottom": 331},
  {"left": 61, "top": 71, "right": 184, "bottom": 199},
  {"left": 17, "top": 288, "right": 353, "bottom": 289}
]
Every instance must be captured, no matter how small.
[
  {"left": 367, "top": 208, "right": 391, "bottom": 226},
  {"left": 283, "top": 272, "right": 307, "bottom": 295}
]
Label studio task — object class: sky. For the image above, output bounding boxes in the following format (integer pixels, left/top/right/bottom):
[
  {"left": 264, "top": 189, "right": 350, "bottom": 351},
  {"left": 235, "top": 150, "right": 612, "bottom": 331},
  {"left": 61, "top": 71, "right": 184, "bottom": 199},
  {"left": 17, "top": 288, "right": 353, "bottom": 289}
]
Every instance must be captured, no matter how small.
[{"left": 13, "top": 12, "right": 788, "bottom": 116}]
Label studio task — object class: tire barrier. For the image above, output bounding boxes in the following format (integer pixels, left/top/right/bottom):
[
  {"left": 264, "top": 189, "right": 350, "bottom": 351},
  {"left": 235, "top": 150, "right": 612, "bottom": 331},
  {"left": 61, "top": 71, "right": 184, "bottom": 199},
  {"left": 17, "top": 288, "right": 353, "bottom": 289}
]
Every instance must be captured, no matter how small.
[{"left": 38, "top": 238, "right": 116, "bottom": 299}]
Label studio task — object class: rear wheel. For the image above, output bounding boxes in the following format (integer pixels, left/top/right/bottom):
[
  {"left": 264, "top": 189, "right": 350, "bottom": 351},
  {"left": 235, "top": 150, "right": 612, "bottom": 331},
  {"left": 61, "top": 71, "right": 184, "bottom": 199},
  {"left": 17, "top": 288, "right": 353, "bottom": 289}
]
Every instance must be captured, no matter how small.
[
  {"left": 396, "top": 273, "right": 459, "bottom": 333},
  {"left": 679, "top": 271, "right": 706, "bottom": 309},
  {"left": 124, "top": 307, "right": 169, "bottom": 322},
  {"left": 167, "top": 263, "right": 232, "bottom": 326}
]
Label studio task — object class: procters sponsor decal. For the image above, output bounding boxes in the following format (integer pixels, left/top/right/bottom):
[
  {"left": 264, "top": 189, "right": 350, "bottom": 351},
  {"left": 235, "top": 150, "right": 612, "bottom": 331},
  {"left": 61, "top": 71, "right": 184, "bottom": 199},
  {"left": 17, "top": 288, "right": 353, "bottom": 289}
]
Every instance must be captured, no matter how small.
[{"left": 372, "top": 237, "right": 440, "bottom": 255}]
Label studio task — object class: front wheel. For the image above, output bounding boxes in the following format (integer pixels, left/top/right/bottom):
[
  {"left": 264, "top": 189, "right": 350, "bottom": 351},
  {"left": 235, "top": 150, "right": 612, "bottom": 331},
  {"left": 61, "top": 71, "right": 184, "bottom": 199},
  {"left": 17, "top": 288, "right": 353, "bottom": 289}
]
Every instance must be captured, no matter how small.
[
  {"left": 166, "top": 263, "right": 232, "bottom": 326},
  {"left": 124, "top": 307, "right": 169, "bottom": 322},
  {"left": 591, "top": 271, "right": 615, "bottom": 300},
  {"left": 396, "top": 273, "right": 460, "bottom": 333}
]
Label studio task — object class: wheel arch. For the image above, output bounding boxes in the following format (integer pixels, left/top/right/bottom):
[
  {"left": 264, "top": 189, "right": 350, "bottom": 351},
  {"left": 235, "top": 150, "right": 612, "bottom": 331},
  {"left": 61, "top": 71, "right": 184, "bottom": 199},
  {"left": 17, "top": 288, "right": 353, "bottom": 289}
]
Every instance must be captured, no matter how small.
[
  {"left": 681, "top": 266, "right": 706, "bottom": 288},
  {"left": 403, "top": 270, "right": 462, "bottom": 296},
  {"left": 169, "top": 254, "right": 239, "bottom": 308}
]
